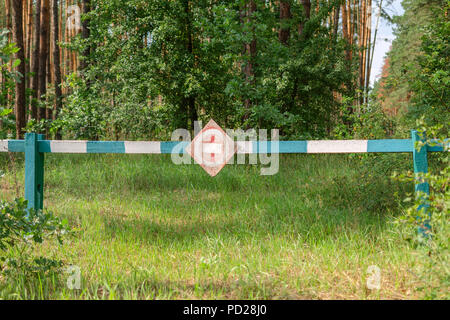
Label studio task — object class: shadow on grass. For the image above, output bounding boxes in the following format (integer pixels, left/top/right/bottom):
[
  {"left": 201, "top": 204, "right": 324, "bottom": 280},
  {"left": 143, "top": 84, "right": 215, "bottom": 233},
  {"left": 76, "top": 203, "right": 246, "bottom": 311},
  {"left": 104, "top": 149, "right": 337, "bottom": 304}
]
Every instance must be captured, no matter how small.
[{"left": 96, "top": 196, "right": 392, "bottom": 247}]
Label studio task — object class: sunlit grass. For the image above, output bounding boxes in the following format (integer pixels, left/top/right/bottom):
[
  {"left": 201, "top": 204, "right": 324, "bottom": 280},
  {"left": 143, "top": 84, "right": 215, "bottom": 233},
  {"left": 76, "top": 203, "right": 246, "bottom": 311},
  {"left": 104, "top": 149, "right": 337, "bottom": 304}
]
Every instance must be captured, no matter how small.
[{"left": 0, "top": 153, "right": 423, "bottom": 299}]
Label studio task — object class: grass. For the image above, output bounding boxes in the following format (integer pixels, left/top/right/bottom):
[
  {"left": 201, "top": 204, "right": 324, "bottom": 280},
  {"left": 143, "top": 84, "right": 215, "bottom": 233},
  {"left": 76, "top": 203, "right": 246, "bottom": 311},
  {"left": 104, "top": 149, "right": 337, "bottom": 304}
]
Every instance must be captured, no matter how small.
[{"left": 0, "top": 152, "right": 426, "bottom": 299}]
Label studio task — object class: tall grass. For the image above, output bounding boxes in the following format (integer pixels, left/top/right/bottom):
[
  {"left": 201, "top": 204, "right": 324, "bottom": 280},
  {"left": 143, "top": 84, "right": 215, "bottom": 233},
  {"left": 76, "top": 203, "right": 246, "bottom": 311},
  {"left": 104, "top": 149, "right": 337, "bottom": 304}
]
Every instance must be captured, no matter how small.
[{"left": 0, "top": 153, "right": 424, "bottom": 299}]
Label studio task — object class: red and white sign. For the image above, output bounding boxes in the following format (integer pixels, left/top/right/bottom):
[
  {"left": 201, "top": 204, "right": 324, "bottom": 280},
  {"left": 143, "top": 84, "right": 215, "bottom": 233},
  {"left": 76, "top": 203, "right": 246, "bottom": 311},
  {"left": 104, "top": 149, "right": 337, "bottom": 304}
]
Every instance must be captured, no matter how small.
[{"left": 185, "top": 119, "right": 236, "bottom": 177}]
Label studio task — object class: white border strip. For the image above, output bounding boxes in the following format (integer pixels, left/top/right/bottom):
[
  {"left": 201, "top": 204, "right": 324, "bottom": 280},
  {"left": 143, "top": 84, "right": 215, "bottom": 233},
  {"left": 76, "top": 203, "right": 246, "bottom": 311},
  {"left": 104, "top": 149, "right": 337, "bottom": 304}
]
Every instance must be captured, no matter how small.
[
  {"left": 124, "top": 141, "right": 161, "bottom": 154},
  {"left": 50, "top": 141, "right": 87, "bottom": 153},
  {"left": 0, "top": 140, "right": 8, "bottom": 152},
  {"left": 307, "top": 140, "right": 368, "bottom": 153}
]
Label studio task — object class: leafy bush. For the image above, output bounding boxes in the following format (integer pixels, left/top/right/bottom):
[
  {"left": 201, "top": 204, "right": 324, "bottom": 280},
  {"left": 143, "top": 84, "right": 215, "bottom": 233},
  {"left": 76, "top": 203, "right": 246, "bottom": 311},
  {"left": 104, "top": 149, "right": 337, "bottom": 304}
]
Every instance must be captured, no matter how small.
[
  {"left": 404, "top": 2, "right": 449, "bottom": 130},
  {"left": 0, "top": 198, "right": 67, "bottom": 251},
  {"left": 0, "top": 197, "right": 69, "bottom": 280},
  {"left": 393, "top": 125, "right": 449, "bottom": 299},
  {"left": 0, "top": 29, "right": 20, "bottom": 139}
]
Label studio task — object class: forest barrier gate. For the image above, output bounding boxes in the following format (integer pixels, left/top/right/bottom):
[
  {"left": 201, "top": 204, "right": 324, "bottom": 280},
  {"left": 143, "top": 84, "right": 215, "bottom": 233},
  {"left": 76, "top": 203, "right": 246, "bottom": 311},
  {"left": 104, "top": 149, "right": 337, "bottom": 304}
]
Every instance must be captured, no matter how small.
[{"left": 0, "top": 130, "right": 448, "bottom": 233}]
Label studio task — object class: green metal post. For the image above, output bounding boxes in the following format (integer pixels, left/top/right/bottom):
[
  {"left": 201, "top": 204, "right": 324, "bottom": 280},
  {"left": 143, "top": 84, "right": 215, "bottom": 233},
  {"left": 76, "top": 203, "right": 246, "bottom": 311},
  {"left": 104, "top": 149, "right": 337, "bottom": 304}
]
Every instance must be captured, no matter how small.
[
  {"left": 411, "top": 130, "right": 430, "bottom": 235},
  {"left": 24, "top": 133, "right": 45, "bottom": 211}
]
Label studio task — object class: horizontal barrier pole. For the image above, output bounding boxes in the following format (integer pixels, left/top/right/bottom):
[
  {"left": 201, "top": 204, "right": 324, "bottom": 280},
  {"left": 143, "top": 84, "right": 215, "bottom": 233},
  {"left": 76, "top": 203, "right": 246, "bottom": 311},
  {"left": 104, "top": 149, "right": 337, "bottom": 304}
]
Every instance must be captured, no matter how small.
[
  {"left": 0, "top": 139, "right": 25, "bottom": 152},
  {"left": 0, "top": 139, "right": 448, "bottom": 154}
]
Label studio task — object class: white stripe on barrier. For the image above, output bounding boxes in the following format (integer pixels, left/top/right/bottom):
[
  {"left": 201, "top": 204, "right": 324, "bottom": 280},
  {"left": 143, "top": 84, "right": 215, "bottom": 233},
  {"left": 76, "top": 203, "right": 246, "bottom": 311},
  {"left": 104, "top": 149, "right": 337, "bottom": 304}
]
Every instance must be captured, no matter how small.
[
  {"left": 0, "top": 140, "right": 8, "bottom": 152},
  {"left": 50, "top": 140, "right": 87, "bottom": 153},
  {"left": 124, "top": 141, "right": 161, "bottom": 154},
  {"left": 236, "top": 141, "right": 253, "bottom": 154},
  {"left": 307, "top": 140, "right": 368, "bottom": 153}
]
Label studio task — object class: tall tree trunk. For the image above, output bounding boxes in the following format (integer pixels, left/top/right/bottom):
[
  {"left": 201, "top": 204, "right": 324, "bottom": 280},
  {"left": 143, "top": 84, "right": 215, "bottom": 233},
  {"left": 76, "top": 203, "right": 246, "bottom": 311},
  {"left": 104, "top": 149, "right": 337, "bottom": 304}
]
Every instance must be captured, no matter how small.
[
  {"left": 22, "top": 0, "right": 26, "bottom": 60},
  {"left": 333, "top": 5, "right": 340, "bottom": 40},
  {"left": 279, "top": 1, "right": 291, "bottom": 45},
  {"left": 63, "top": 0, "right": 68, "bottom": 93},
  {"left": 4, "top": 0, "right": 12, "bottom": 103},
  {"left": 365, "top": 0, "right": 372, "bottom": 101},
  {"left": 349, "top": 0, "right": 354, "bottom": 53},
  {"left": 359, "top": 0, "right": 366, "bottom": 104},
  {"left": 26, "top": 0, "right": 33, "bottom": 96},
  {"left": 31, "top": 0, "right": 41, "bottom": 120},
  {"left": 46, "top": 33, "right": 51, "bottom": 121},
  {"left": 58, "top": 0, "right": 62, "bottom": 83},
  {"left": 11, "top": 0, "right": 26, "bottom": 138},
  {"left": 4, "top": 0, "right": 11, "bottom": 35},
  {"left": 183, "top": 0, "right": 197, "bottom": 130},
  {"left": 299, "top": 0, "right": 311, "bottom": 35},
  {"left": 341, "top": 0, "right": 355, "bottom": 123},
  {"left": 52, "top": 0, "right": 62, "bottom": 139},
  {"left": 38, "top": 0, "right": 50, "bottom": 123},
  {"left": 243, "top": 0, "right": 256, "bottom": 117}
]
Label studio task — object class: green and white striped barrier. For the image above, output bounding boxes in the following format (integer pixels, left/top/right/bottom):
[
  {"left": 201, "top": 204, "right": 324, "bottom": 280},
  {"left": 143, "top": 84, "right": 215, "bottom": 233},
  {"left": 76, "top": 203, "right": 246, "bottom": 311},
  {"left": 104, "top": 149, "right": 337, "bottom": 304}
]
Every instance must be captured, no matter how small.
[{"left": 0, "top": 131, "right": 448, "bottom": 213}]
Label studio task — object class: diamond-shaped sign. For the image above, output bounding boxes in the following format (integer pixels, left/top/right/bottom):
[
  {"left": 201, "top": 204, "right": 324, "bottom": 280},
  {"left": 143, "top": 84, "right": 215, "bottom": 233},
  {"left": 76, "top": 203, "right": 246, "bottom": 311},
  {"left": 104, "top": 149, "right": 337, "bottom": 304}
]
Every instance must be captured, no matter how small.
[{"left": 185, "top": 119, "right": 236, "bottom": 177}]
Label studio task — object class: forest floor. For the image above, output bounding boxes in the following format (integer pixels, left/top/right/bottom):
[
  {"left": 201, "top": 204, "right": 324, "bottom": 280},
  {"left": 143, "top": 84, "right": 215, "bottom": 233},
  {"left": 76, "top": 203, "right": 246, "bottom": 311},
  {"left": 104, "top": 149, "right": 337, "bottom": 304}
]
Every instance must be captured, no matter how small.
[{"left": 0, "top": 153, "right": 428, "bottom": 299}]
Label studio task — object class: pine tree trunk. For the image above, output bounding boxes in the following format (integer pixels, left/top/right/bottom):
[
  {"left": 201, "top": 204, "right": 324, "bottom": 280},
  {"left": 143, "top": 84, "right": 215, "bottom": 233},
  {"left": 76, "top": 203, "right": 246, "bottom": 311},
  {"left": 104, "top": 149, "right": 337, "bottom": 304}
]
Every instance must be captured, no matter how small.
[
  {"left": 52, "top": 0, "right": 62, "bottom": 138},
  {"left": 279, "top": 1, "right": 291, "bottom": 45},
  {"left": 4, "top": 0, "right": 12, "bottom": 104},
  {"left": 183, "top": 0, "right": 197, "bottom": 130},
  {"left": 348, "top": 0, "right": 353, "bottom": 50},
  {"left": 31, "top": 0, "right": 41, "bottom": 120},
  {"left": 11, "top": 0, "right": 26, "bottom": 138},
  {"left": 4, "top": 0, "right": 11, "bottom": 35},
  {"left": 243, "top": 0, "right": 256, "bottom": 116},
  {"left": 26, "top": 0, "right": 33, "bottom": 101},
  {"left": 365, "top": 0, "right": 372, "bottom": 99},
  {"left": 60, "top": 0, "right": 64, "bottom": 93},
  {"left": 22, "top": 0, "right": 26, "bottom": 60},
  {"left": 38, "top": 0, "right": 50, "bottom": 123},
  {"left": 341, "top": 2, "right": 348, "bottom": 59},
  {"left": 359, "top": 0, "right": 366, "bottom": 102},
  {"left": 333, "top": 6, "right": 340, "bottom": 40},
  {"left": 299, "top": 0, "right": 311, "bottom": 35},
  {"left": 64, "top": 1, "right": 70, "bottom": 95}
]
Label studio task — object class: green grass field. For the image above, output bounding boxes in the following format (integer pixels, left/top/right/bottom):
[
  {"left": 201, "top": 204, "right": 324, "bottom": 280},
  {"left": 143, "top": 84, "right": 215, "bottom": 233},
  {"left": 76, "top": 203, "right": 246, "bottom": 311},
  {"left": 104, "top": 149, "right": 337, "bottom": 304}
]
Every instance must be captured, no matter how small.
[{"left": 0, "top": 152, "right": 426, "bottom": 299}]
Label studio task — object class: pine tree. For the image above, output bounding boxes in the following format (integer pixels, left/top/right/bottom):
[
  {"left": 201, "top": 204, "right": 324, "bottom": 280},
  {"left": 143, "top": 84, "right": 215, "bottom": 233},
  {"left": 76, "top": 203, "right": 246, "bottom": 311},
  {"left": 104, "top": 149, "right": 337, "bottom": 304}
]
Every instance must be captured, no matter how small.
[
  {"left": 31, "top": 0, "right": 41, "bottom": 120},
  {"left": 52, "top": 0, "right": 62, "bottom": 138},
  {"left": 38, "top": 0, "right": 50, "bottom": 123},
  {"left": 11, "top": 0, "right": 26, "bottom": 138}
]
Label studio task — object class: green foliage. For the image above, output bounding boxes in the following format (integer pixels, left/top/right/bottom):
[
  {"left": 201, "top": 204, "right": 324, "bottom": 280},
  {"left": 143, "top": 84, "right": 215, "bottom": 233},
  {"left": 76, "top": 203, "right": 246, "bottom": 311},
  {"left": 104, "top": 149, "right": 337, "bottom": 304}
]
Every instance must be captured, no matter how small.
[
  {"left": 405, "top": 2, "right": 450, "bottom": 129},
  {"left": 392, "top": 124, "right": 449, "bottom": 299},
  {"left": 0, "top": 198, "right": 68, "bottom": 251},
  {"left": 325, "top": 164, "right": 410, "bottom": 213},
  {"left": 0, "top": 29, "right": 19, "bottom": 139},
  {"left": 333, "top": 93, "right": 397, "bottom": 140},
  {"left": 1, "top": 256, "right": 64, "bottom": 280},
  {"left": 376, "top": 0, "right": 441, "bottom": 115},
  {"left": 0, "top": 197, "right": 69, "bottom": 286},
  {"left": 57, "top": 0, "right": 355, "bottom": 140},
  {"left": 375, "top": 0, "right": 448, "bottom": 134},
  {"left": 377, "top": 1, "right": 449, "bottom": 298}
]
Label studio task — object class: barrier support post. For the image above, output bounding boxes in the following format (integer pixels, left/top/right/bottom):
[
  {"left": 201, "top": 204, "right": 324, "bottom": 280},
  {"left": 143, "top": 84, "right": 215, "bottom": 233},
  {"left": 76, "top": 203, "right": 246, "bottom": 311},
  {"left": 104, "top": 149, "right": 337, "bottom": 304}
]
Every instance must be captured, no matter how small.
[
  {"left": 24, "top": 133, "right": 45, "bottom": 211},
  {"left": 411, "top": 130, "right": 430, "bottom": 236}
]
